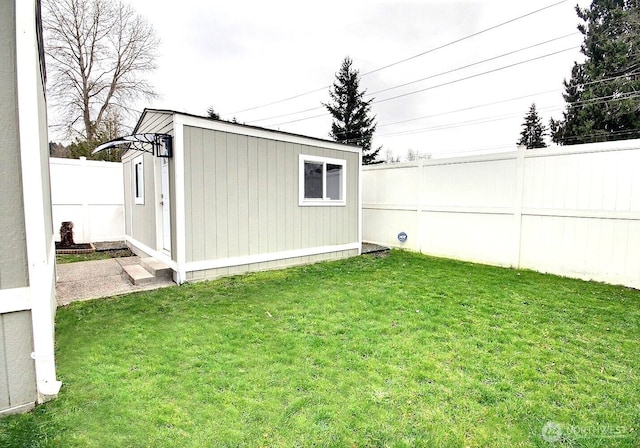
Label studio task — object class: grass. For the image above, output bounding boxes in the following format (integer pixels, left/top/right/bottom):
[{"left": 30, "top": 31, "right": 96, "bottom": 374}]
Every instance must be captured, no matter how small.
[
  {"left": 1, "top": 250, "right": 639, "bottom": 447},
  {"left": 56, "top": 249, "right": 133, "bottom": 264}
]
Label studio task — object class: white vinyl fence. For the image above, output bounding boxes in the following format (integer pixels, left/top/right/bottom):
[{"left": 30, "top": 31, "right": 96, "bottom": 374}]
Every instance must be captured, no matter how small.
[
  {"left": 363, "top": 139, "right": 640, "bottom": 289},
  {"left": 50, "top": 157, "right": 124, "bottom": 244}
]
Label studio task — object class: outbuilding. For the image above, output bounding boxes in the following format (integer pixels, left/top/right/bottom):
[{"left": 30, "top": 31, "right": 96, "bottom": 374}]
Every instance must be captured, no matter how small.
[{"left": 98, "top": 109, "right": 362, "bottom": 283}]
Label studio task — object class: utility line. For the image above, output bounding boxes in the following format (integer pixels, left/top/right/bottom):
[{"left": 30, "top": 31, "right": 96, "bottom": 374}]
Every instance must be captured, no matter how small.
[
  {"left": 360, "top": 0, "right": 568, "bottom": 77},
  {"left": 372, "top": 47, "right": 578, "bottom": 105},
  {"left": 377, "top": 89, "right": 560, "bottom": 128},
  {"left": 269, "top": 46, "right": 578, "bottom": 127},
  {"left": 367, "top": 33, "right": 578, "bottom": 97},
  {"left": 224, "top": 0, "right": 568, "bottom": 117},
  {"left": 557, "top": 128, "right": 640, "bottom": 144},
  {"left": 378, "top": 71, "right": 640, "bottom": 128},
  {"left": 371, "top": 91, "right": 640, "bottom": 139},
  {"left": 247, "top": 33, "right": 578, "bottom": 125}
]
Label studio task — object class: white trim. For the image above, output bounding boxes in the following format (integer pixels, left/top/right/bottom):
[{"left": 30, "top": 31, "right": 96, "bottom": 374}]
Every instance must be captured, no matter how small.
[
  {"left": 175, "top": 113, "right": 360, "bottom": 153},
  {"left": 358, "top": 151, "right": 363, "bottom": 255},
  {"left": 125, "top": 235, "right": 178, "bottom": 271},
  {"left": 298, "top": 154, "right": 347, "bottom": 206},
  {"left": 0, "top": 287, "right": 32, "bottom": 313},
  {"left": 362, "top": 203, "right": 640, "bottom": 221},
  {"left": 186, "top": 242, "right": 361, "bottom": 272},
  {"left": 126, "top": 235, "right": 359, "bottom": 277},
  {"left": 0, "top": 402, "right": 36, "bottom": 417},
  {"left": 16, "top": 0, "right": 61, "bottom": 403},
  {"left": 133, "top": 155, "right": 144, "bottom": 204},
  {"left": 172, "top": 114, "right": 187, "bottom": 283},
  {"left": 363, "top": 203, "right": 517, "bottom": 215},
  {"left": 522, "top": 208, "right": 640, "bottom": 220}
]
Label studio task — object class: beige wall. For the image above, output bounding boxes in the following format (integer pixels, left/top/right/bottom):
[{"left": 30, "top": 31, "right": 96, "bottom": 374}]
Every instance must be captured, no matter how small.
[
  {"left": 122, "top": 111, "right": 174, "bottom": 256},
  {"left": 0, "top": 311, "right": 37, "bottom": 415},
  {"left": 182, "top": 126, "right": 360, "bottom": 264},
  {"left": 0, "top": 0, "right": 28, "bottom": 289}
]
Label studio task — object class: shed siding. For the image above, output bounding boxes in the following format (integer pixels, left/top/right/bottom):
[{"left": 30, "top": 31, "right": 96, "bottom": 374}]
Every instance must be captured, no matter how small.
[
  {"left": 137, "top": 111, "right": 173, "bottom": 135},
  {"left": 0, "top": 0, "right": 29, "bottom": 289},
  {"left": 122, "top": 111, "right": 174, "bottom": 254},
  {"left": 0, "top": 311, "right": 37, "bottom": 414},
  {"left": 183, "top": 126, "right": 359, "bottom": 266}
]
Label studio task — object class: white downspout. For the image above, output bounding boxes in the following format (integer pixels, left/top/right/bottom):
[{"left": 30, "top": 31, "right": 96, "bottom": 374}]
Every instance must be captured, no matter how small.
[{"left": 16, "top": 0, "right": 62, "bottom": 401}]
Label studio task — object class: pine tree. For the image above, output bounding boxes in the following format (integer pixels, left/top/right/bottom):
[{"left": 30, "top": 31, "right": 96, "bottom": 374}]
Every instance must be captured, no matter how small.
[
  {"left": 324, "top": 57, "right": 381, "bottom": 164},
  {"left": 518, "top": 103, "right": 547, "bottom": 149},
  {"left": 552, "top": 0, "right": 640, "bottom": 144}
]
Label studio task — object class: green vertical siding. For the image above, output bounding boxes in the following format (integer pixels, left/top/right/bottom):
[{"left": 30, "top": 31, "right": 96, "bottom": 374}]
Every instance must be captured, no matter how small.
[
  {"left": 122, "top": 111, "right": 174, "bottom": 254},
  {"left": 0, "top": 0, "right": 28, "bottom": 289},
  {"left": 0, "top": 311, "right": 37, "bottom": 413},
  {"left": 183, "top": 126, "right": 359, "bottom": 264}
]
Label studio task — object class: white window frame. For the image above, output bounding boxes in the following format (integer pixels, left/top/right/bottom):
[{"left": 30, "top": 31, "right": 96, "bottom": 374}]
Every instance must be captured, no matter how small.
[
  {"left": 299, "top": 154, "right": 346, "bottom": 206},
  {"left": 134, "top": 155, "right": 144, "bottom": 205}
]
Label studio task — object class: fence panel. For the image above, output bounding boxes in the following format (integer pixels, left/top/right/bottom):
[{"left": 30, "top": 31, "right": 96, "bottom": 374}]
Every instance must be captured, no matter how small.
[
  {"left": 363, "top": 140, "right": 640, "bottom": 289},
  {"left": 50, "top": 157, "right": 124, "bottom": 244}
]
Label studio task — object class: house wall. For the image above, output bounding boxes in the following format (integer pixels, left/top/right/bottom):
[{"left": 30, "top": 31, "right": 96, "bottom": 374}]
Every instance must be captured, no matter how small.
[
  {"left": 182, "top": 125, "right": 360, "bottom": 279},
  {"left": 0, "top": 0, "right": 60, "bottom": 415},
  {"left": 122, "top": 111, "right": 174, "bottom": 256},
  {"left": 0, "top": 0, "right": 29, "bottom": 290},
  {"left": 0, "top": 0, "right": 36, "bottom": 415},
  {"left": 363, "top": 140, "right": 640, "bottom": 289},
  {"left": 0, "top": 311, "right": 37, "bottom": 416}
]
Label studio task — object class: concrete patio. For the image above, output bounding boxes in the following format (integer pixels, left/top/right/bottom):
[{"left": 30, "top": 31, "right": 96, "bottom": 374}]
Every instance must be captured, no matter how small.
[{"left": 55, "top": 256, "right": 175, "bottom": 306}]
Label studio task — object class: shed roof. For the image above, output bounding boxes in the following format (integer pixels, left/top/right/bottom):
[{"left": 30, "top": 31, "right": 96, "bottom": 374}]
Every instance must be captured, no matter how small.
[{"left": 135, "top": 108, "right": 362, "bottom": 153}]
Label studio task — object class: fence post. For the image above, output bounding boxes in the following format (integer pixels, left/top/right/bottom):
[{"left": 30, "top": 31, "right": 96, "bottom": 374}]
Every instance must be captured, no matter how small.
[
  {"left": 513, "top": 146, "right": 526, "bottom": 268},
  {"left": 417, "top": 159, "right": 425, "bottom": 253},
  {"left": 80, "top": 156, "right": 90, "bottom": 243}
]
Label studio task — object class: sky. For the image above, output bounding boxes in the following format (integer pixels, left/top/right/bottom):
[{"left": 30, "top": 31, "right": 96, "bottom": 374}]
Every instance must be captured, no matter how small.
[{"left": 116, "top": 0, "right": 591, "bottom": 159}]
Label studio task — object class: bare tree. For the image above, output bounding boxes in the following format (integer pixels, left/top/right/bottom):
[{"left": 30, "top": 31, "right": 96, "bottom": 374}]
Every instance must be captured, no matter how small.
[{"left": 43, "top": 0, "right": 159, "bottom": 142}]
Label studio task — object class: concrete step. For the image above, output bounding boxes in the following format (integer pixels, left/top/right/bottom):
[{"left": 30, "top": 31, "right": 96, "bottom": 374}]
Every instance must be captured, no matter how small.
[
  {"left": 122, "top": 264, "right": 155, "bottom": 286},
  {"left": 140, "top": 257, "right": 172, "bottom": 279}
]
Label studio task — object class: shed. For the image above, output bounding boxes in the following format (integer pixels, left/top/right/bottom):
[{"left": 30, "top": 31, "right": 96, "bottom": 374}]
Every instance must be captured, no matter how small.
[{"left": 102, "top": 109, "right": 362, "bottom": 283}]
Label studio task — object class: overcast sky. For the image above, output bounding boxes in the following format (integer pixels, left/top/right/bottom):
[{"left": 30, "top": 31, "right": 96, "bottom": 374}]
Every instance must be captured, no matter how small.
[{"left": 124, "top": 0, "right": 591, "bottom": 159}]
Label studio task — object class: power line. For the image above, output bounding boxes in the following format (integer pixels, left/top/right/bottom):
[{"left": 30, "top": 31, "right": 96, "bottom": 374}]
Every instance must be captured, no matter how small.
[
  {"left": 283, "top": 71, "right": 640, "bottom": 139},
  {"left": 378, "top": 71, "right": 640, "bottom": 128},
  {"left": 268, "top": 46, "right": 578, "bottom": 127},
  {"left": 372, "top": 91, "right": 640, "bottom": 140},
  {"left": 224, "top": 0, "right": 568, "bottom": 117},
  {"left": 362, "top": 0, "right": 568, "bottom": 77},
  {"left": 377, "top": 89, "right": 560, "bottom": 128},
  {"left": 557, "top": 128, "right": 640, "bottom": 144},
  {"left": 248, "top": 33, "right": 578, "bottom": 125},
  {"left": 368, "top": 33, "right": 579, "bottom": 97},
  {"left": 372, "top": 47, "right": 578, "bottom": 105}
]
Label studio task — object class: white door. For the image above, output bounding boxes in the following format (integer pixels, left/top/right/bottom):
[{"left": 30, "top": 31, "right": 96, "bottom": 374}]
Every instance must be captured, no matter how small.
[{"left": 161, "top": 158, "right": 171, "bottom": 252}]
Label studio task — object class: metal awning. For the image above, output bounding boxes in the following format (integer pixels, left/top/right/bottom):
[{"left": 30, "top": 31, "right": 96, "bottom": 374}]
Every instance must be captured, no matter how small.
[{"left": 93, "top": 133, "right": 172, "bottom": 157}]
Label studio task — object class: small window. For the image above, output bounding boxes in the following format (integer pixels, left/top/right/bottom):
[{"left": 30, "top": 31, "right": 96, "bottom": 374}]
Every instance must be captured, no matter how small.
[
  {"left": 299, "top": 155, "right": 346, "bottom": 206},
  {"left": 134, "top": 156, "right": 144, "bottom": 204}
]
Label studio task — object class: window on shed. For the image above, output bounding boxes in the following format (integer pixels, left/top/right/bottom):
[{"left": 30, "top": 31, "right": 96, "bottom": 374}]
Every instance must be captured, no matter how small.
[
  {"left": 299, "top": 155, "right": 346, "bottom": 206},
  {"left": 134, "top": 156, "right": 144, "bottom": 204}
]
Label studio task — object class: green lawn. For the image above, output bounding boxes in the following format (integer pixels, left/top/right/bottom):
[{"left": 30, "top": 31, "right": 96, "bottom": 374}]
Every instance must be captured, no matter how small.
[{"left": 2, "top": 250, "right": 639, "bottom": 447}]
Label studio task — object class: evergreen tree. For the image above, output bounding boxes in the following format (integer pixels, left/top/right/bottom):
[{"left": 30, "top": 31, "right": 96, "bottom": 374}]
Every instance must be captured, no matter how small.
[
  {"left": 324, "top": 57, "right": 381, "bottom": 164},
  {"left": 552, "top": 0, "right": 640, "bottom": 144},
  {"left": 206, "top": 106, "right": 220, "bottom": 120},
  {"left": 518, "top": 103, "right": 548, "bottom": 149}
]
